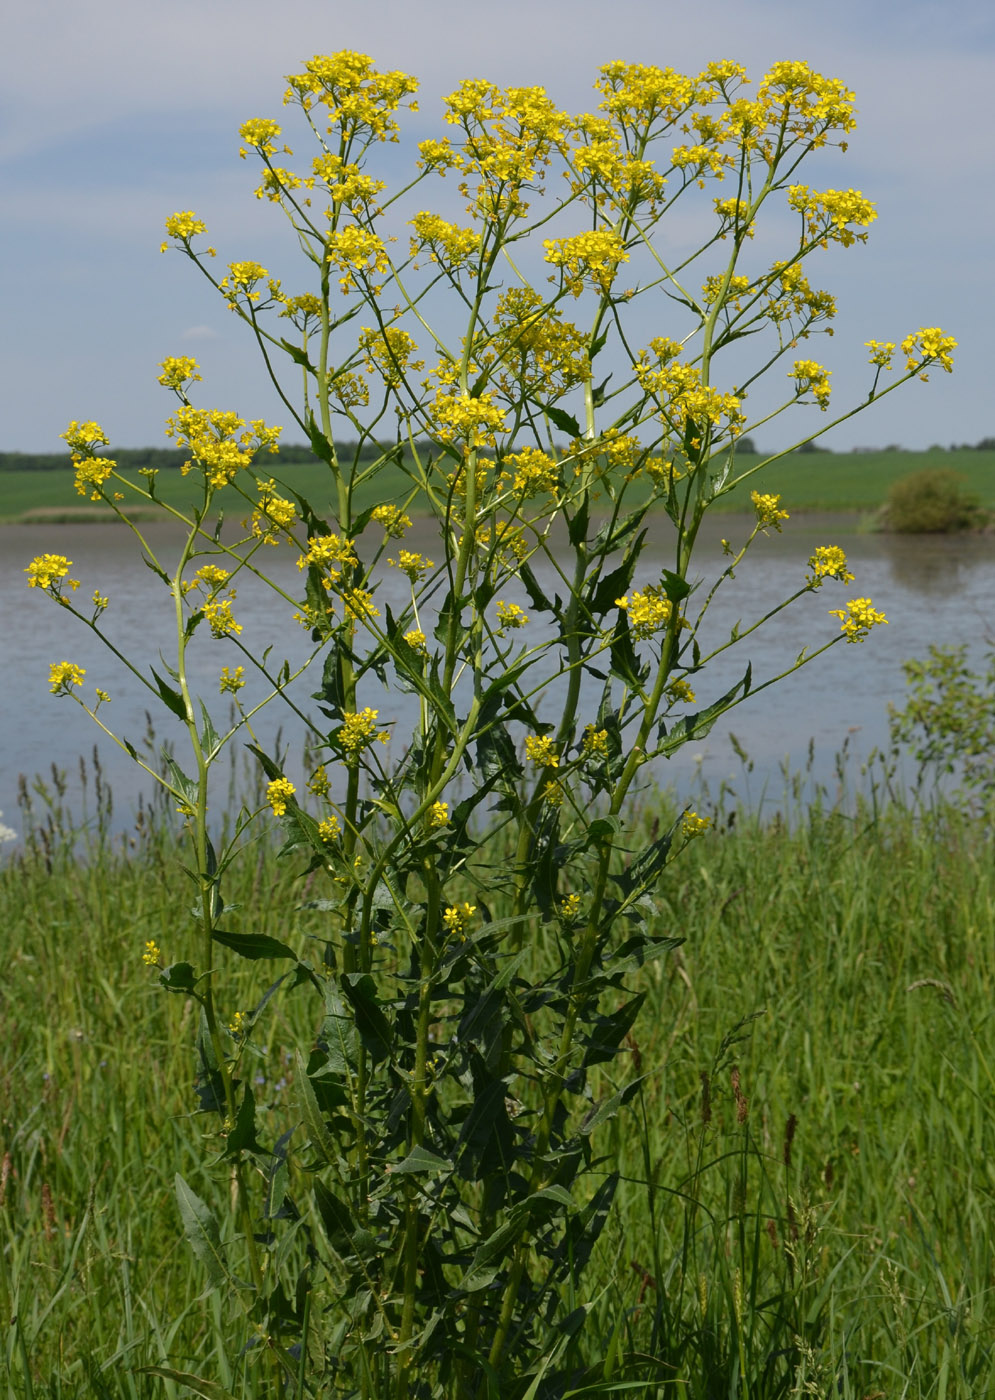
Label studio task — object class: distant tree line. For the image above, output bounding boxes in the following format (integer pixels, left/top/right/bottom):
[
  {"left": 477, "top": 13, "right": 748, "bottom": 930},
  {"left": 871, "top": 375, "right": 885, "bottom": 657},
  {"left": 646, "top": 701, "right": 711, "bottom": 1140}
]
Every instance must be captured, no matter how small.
[{"left": 0, "top": 442, "right": 406, "bottom": 472}]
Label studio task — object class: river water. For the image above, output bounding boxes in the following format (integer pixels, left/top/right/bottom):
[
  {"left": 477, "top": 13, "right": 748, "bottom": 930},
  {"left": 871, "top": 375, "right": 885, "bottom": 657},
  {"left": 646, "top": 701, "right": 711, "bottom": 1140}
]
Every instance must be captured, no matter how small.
[{"left": 2, "top": 514, "right": 992, "bottom": 838}]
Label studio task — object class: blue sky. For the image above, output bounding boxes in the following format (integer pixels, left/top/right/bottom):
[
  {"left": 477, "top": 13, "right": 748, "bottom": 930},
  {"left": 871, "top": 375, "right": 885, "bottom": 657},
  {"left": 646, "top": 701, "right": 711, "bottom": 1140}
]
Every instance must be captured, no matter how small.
[{"left": 1, "top": 0, "right": 992, "bottom": 454}]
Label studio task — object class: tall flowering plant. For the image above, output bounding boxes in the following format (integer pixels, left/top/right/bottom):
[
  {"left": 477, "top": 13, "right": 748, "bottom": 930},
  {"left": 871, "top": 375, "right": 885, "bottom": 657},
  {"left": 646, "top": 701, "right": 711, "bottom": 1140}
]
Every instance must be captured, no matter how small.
[{"left": 30, "top": 53, "right": 953, "bottom": 1399}]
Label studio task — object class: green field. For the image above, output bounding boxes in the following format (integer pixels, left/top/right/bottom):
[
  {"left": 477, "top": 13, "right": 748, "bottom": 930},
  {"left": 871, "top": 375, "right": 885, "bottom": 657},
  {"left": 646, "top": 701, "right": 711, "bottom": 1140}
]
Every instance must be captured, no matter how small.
[
  {"left": 4, "top": 769, "right": 995, "bottom": 1397},
  {"left": 2, "top": 448, "right": 993, "bottom": 523}
]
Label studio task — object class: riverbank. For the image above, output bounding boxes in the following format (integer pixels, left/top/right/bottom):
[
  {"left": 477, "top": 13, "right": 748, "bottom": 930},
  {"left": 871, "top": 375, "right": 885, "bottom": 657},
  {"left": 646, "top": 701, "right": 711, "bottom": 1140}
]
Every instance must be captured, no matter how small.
[
  {"left": 3, "top": 787, "right": 993, "bottom": 1396},
  {"left": 3, "top": 447, "right": 994, "bottom": 523}
]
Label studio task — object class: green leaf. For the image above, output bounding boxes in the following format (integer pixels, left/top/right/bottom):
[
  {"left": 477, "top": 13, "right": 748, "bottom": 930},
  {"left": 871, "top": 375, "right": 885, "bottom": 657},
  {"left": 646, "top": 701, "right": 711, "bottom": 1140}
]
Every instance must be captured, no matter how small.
[
  {"left": 136, "top": 1368, "right": 238, "bottom": 1400},
  {"left": 212, "top": 928, "right": 298, "bottom": 961},
  {"left": 581, "top": 994, "right": 646, "bottom": 1068},
  {"left": 174, "top": 1174, "right": 227, "bottom": 1292},
  {"left": 160, "top": 961, "right": 197, "bottom": 993},
  {"left": 389, "top": 1146, "right": 452, "bottom": 1175},
  {"left": 659, "top": 663, "right": 752, "bottom": 755},
  {"left": 543, "top": 404, "right": 582, "bottom": 438},
  {"left": 306, "top": 411, "right": 333, "bottom": 466},
  {"left": 659, "top": 568, "right": 691, "bottom": 604},
  {"left": 341, "top": 974, "right": 393, "bottom": 1065},
  {"left": 198, "top": 699, "right": 221, "bottom": 758},
  {"left": 295, "top": 1051, "right": 338, "bottom": 1166},
  {"left": 280, "top": 338, "right": 316, "bottom": 374},
  {"left": 591, "top": 374, "right": 613, "bottom": 409},
  {"left": 223, "top": 1083, "right": 263, "bottom": 1158},
  {"left": 580, "top": 1079, "right": 642, "bottom": 1135},
  {"left": 151, "top": 668, "right": 188, "bottom": 722}
]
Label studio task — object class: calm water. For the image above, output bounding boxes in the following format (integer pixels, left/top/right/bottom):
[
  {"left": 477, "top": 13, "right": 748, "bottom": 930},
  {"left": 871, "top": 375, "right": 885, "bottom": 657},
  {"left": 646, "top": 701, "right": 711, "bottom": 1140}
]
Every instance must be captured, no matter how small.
[{"left": 2, "top": 515, "right": 993, "bottom": 837}]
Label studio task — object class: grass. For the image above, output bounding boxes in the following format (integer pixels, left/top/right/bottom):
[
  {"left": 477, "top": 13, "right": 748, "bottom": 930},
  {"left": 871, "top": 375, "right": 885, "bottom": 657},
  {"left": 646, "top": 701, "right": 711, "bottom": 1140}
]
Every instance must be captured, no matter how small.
[
  {"left": 3, "top": 756, "right": 995, "bottom": 1397},
  {"left": 3, "top": 449, "right": 995, "bottom": 523}
]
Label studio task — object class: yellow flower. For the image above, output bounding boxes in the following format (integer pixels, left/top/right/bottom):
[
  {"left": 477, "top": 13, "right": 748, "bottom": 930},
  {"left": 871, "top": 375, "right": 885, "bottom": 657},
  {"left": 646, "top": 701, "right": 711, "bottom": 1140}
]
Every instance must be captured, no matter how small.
[
  {"left": 543, "top": 229, "right": 628, "bottom": 297},
  {"left": 219, "top": 665, "right": 246, "bottom": 694},
  {"left": 95, "top": 688, "right": 111, "bottom": 704},
  {"left": 308, "top": 765, "right": 330, "bottom": 796},
  {"left": 681, "top": 811, "right": 711, "bottom": 838},
  {"left": 807, "top": 546, "right": 854, "bottom": 588},
  {"left": 163, "top": 211, "right": 208, "bottom": 243},
  {"left": 388, "top": 550, "right": 434, "bottom": 581},
  {"left": 525, "top": 734, "right": 559, "bottom": 767},
  {"left": 900, "top": 327, "right": 957, "bottom": 375},
  {"left": 404, "top": 629, "right": 427, "bottom": 652},
  {"left": 72, "top": 457, "right": 116, "bottom": 500},
  {"left": 751, "top": 491, "right": 790, "bottom": 531},
  {"left": 92, "top": 590, "right": 109, "bottom": 612},
  {"left": 25, "top": 555, "right": 80, "bottom": 593},
  {"left": 443, "top": 903, "right": 476, "bottom": 937},
  {"left": 496, "top": 601, "right": 528, "bottom": 631},
  {"left": 541, "top": 781, "right": 564, "bottom": 807},
  {"left": 501, "top": 447, "right": 560, "bottom": 498},
  {"left": 318, "top": 815, "right": 341, "bottom": 842},
  {"left": 157, "top": 357, "right": 202, "bottom": 390},
  {"left": 266, "top": 777, "right": 296, "bottom": 816},
  {"left": 581, "top": 726, "right": 609, "bottom": 756},
  {"left": 666, "top": 677, "right": 696, "bottom": 705},
  {"left": 559, "top": 893, "right": 582, "bottom": 918},
  {"left": 343, "top": 588, "right": 381, "bottom": 622},
  {"left": 228, "top": 1011, "right": 247, "bottom": 1037},
  {"left": 202, "top": 599, "right": 243, "bottom": 637},
  {"left": 829, "top": 597, "right": 888, "bottom": 643},
  {"left": 615, "top": 588, "right": 673, "bottom": 640},
  {"left": 371, "top": 504, "right": 412, "bottom": 537},
  {"left": 142, "top": 939, "right": 161, "bottom": 966},
  {"left": 49, "top": 661, "right": 85, "bottom": 694},
  {"left": 429, "top": 801, "right": 449, "bottom": 827},
  {"left": 790, "top": 359, "right": 832, "bottom": 410},
  {"left": 61, "top": 420, "right": 109, "bottom": 454},
  {"left": 409, "top": 211, "right": 481, "bottom": 267},
  {"left": 239, "top": 118, "right": 282, "bottom": 154},
  {"left": 340, "top": 708, "right": 389, "bottom": 757},
  {"left": 865, "top": 340, "right": 895, "bottom": 370}
]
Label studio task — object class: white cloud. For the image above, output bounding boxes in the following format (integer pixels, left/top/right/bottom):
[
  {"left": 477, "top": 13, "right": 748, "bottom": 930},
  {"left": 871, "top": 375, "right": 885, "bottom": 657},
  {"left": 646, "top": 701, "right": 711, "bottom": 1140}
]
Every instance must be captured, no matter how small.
[{"left": 180, "top": 325, "right": 221, "bottom": 341}]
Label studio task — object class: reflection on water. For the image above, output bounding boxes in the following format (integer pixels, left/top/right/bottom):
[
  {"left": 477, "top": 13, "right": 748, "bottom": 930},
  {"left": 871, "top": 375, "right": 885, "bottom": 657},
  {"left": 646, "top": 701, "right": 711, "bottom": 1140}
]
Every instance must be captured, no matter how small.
[{"left": 2, "top": 514, "right": 993, "bottom": 833}]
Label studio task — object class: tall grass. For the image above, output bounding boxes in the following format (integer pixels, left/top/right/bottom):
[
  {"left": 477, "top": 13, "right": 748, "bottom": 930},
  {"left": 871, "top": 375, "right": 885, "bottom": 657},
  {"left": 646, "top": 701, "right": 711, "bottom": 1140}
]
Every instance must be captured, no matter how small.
[{"left": 2, "top": 765, "right": 994, "bottom": 1397}]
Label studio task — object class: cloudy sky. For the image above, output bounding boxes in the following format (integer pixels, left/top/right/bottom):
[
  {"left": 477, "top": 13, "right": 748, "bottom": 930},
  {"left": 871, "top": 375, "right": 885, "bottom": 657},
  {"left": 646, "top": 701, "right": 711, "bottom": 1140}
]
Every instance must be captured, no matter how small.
[{"left": 2, "top": 0, "right": 991, "bottom": 454}]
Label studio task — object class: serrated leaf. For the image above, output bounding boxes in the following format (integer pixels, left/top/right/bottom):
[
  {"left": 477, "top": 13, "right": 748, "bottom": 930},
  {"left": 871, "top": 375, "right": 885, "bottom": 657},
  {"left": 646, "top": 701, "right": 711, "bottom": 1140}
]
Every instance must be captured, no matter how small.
[
  {"left": 223, "top": 1083, "right": 263, "bottom": 1158},
  {"left": 174, "top": 1174, "right": 227, "bottom": 1292},
  {"left": 160, "top": 961, "right": 197, "bottom": 993}
]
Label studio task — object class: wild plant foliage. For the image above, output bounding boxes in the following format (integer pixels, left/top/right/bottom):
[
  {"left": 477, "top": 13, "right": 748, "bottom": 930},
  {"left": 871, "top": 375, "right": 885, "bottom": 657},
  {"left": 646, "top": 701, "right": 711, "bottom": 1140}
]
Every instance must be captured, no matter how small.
[{"left": 27, "top": 53, "right": 953, "bottom": 1399}]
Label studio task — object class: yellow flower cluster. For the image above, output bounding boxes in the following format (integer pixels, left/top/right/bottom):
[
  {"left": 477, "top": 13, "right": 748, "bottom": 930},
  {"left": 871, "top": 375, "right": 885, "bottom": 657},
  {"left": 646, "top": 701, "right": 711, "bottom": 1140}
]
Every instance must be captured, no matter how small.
[
  {"left": 358, "top": 326, "right": 423, "bottom": 387},
  {"left": 325, "top": 226, "right": 390, "bottom": 293},
  {"left": 487, "top": 288, "right": 588, "bottom": 401},
  {"left": 220, "top": 261, "right": 270, "bottom": 304},
  {"left": 249, "top": 479, "right": 298, "bottom": 545},
  {"left": 267, "top": 777, "right": 296, "bottom": 815},
  {"left": 635, "top": 351, "right": 744, "bottom": 438},
  {"left": 193, "top": 564, "right": 232, "bottom": 595},
  {"left": 165, "top": 406, "right": 281, "bottom": 488},
  {"left": 582, "top": 726, "right": 609, "bottom": 756},
  {"left": 542, "top": 781, "right": 564, "bottom": 807},
  {"left": 681, "top": 811, "right": 712, "bottom": 838},
  {"left": 404, "top": 629, "right": 427, "bottom": 652},
  {"left": 559, "top": 893, "right": 582, "bottom": 918},
  {"left": 319, "top": 816, "right": 341, "bottom": 843},
  {"left": 790, "top": 358, "right": 832, "bottom": 409},
  {"left": 25, "top": 554, "right": 79, "bottom": 593},
  {"left": 807, "top": 546, "right": 854, "bottom": 587},
  {"left": 311, "top": 154, "right": 386, "bottom": 210},
  {"left": 901, "top": 328, "right": 957, "bottom": 375},
  {"left": 307, "top": 765, "right": 330, "bottom": 796},
  {"left": 49, "top": 661, "right": 85, "bottom": 693},
  {"left": 203, "top": 599, "right": 242, "bottom": 637},
  {"left": 219, "top": 665, "right": 245, "bottom": 693},
  {"left": 142, "top": 940, "right": 161, "bottom": 966},
  {"left": 496, "top": 601, "right": 528, "bottom": 630},
  {"left": 429, "top": 801, "right": 449, "bottom": 827},
  {"left": 829, "top": 598, "right": 888, "bottom": 643},
  {"left": 161, "top": 211, "right": 210, "bottom": 252},
  {"left": 442, "top": 902, "right": 476, "bottom": 936},
  {"left": 787, "top": 185, "right": 877, "bottom": 247},
  {"left": 751, "top": 491, "right": 790, "bottom": 531},
  {"left": 666, "top": 677, "right": 697, "bottom": 705},
  {"left": 343, "top": 588, "right": 380, "bottom": 622},
  {"left": 157, "top": 356, "right": 202, "bottom": 390},
  {"left": 283, "top": 52, "right": 419, "bottom": 145},
  {"left": 408, "top": 211, "right": 480, "bottom": 268},
  {"left": 238, "top": 118, "right": 282, "bottom": 155},
  {"left": 389, "top": 550, "right": 434, "bottom": 581},
  {"left": 417, "top": 137, "right": 463, "bottom": 171},
  {"left": 615, "top": 587, "right": 674, "bottom": 640},
  {"left": 428, "top": 389, "right": 506, "bottom": 448},
  {"left": 502, "top": 447, "right": 560, "bottom": 498},
  {"left": 525, "top": 734, "right": 558, "bottom": 767},
  {"left": 543, "top": 229, "right": 629, "bottom": 298},
  {"left": 340, "top": 708, "right": 389, "bottom": 756},
  {"left": 865, "top": 340, "right": 895, "bottom": 369},
  {"left": 371, "top": 504, "right": 412, "bottom": 537}
]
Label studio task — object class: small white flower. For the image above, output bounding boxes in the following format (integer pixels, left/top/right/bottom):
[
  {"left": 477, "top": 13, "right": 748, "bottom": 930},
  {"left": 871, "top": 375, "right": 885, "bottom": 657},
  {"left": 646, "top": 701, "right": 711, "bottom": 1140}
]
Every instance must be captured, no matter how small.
[{"left": 0, "top": 812, "right": 17, "bottom": 844}]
